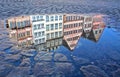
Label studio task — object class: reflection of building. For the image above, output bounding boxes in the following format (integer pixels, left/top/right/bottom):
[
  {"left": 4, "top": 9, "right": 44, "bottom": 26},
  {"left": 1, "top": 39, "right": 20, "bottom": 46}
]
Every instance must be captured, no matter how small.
[
  {"left": 46, "top": 37, "right": 63, "bottom": 51},
  {"left": 93, "top": 15, "right": 104, "bottom": 26},
  {"left": 46, "top": 14, "right": 63, "bottom": 41},
  {"left": 30, "top": 15, "right": 46, "bottom": 45},
  {"left": 83, "top": 15, "right": 93, "bottom": 35},
  {"left": 5, "top": 13, "right": 106, "bottom": 51},
  {"left": 63, "top": 14, "right": 84, "bottom": 50},
  {"left": 36, "top": 43, "right": 46, "bottom": 51},
  {"left": 6, "top": 16, "right": 33, "bottom": 46},
  {"left": 45, "top": 14, "right": 63, "bottom": 51},
  {"left": 36, "top": 37, "right": 63, "bottom": 51},
  {"left": 87, "top": 15, "right": 105, "bottom": 42}
]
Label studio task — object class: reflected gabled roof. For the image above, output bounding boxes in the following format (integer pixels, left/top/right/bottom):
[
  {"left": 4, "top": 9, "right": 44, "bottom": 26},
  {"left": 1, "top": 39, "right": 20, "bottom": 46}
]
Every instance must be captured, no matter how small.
[
  {"left": 63, "top": 37, "right": 80, "bottom": 51},
  {"left": 87, "top": 26, "right": 105, "bottom": 42}
]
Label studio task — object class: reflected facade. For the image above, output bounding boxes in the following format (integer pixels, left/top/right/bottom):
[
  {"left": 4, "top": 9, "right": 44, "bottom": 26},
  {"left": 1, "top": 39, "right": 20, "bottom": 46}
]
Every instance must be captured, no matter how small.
[
  {"left": 5, "top": 16, "right": 33, "bottom": 47},
  {"left": 30, "top": 15, "right": 46, "bottom": 45},
  {"left": 83, "top": 15, "right": 106, "bottom": 42},
  {"left": 90, "top": 15, "right": 105, "bottom": 42},
  {"left": 63, "top": 14, "right": 83, "bottom": 51},
  {"left": 5, "top": 14, "right": 106, "bottom": 51}
]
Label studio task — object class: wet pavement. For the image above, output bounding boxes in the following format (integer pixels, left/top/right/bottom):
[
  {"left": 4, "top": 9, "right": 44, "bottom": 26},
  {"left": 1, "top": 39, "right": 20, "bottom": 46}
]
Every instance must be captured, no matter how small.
[{"left": 0, "top": 0, "right": 120, "bottom": 77}]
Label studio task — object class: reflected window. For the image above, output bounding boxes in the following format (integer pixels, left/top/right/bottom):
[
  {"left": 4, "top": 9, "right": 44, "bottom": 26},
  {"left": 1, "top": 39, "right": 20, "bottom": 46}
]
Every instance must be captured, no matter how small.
[
  {"left": 35, "top": 40, "right": 38, "bottom": 44},
  {"left": 95, "top": 31, "right": 98, "bottom": 34},
  {"left": 24, "top": 21, "right": 27, "bottom": 26},
  {"left": 66, "top": 17, "right": 69, "bottom": 21},
  {"left": 59, "top": 15, "right": 62, "bottom": 20},
  {"left": 46, "top": 25, "right": 49, "bottom": 31},
  {"left": 64, "top": 25, "right": 66, "bottom": 29},
  {"left": 10, "top": 22, "right": 13, "bottom": 29},
  {"left": 28, "top": 21, "right": 30, "bottom": 26},
  {"left": 46, "top": 16, "right": 49, "bottom": 22},
  {"left": 78, "top": 29, "right": 82, "bottom": 32},
  {"left": 23, "top": 33, "right": 26, "bottom": 37},
  {"left": 41, "top": 24, "right": 44, "bottom": 28},
  {"left": 21, "top": 22, "right": 24, "bottom": 27},
  {"left": 32, "top": 16, "right": 36, "bottom": 21},
  {"left": 81, "top": 17, "right": 84, "bottom": 20},
  {"left": 47, "top": 33, "right": 50, "bottom": 40},
  {"left": 59, "top": 31, "right": 62, "bottom": 37},
  {"left": 67, "top": 38, "right": 72, "bottom": 41},
  {"left": 25, "top": 21, "right": 29, "bottom": 26},
  {"left": 55, "top": 23, "right": 58, "bottom": 29},
  {"left": 39, "top": 39, "right": 41, "bottom": 43},
  {"left": 42, "top": 31, "right": 44, "bottom": 36},
  {"left": 51, "top": 16, "right": 54, "bottom": 21},
  {"left": 59, "top": 38, "right": 62, "bottom": 44},
  {"left": 27, "top": 31, "right": 30, "bottom": 36},
  {"left": 51, "top": 33, "right": 54, "bottom": 38},
  {"left": 70, "top": 16, "right": 72, "bottom": 21},
  {"left": 51, "top": 40, "right": 54, "bottom": 46},
  {"left": 55, "top": 15, "right": 58, "bottom": 21},
  {"left": 12, "top": 22, "right": 16, "bottom": 28},
  {"left": 51, "top": 24, "right": 54, "bottom": 30},
  {"left": 38, "top": 24, "right": 40, "bottom": 29},
  {"left": 17, "top": 22, "right": 21, "bottom": 28},
  {"left": 38, "top": 32, "right": 41, "bottom": 37},
  {"left": 34, "top": 32, "right": 37, "bottom": 38},
  {"left": 34, "top": 25, "right": 37, "bottom": 30},
  {"left": 40, "top": 16, "right": 43, "bottom": 19},
  {"left": 74, "top": 23, "right": 76, "bottom": 27},
  {"left": 55, "top": 32, "right": 58, "bottom": 38},
  {"left": 37, "top": 16, "right": 39, "bottom": 20},
  {"left": 64, "top": 32, "right": 67, "bottom": 35},
  {"left": 18, "top": 33, "right": 21, "bottom": 38},
  {"left": 42, "top": 38, "right": 45, "bottom": 42},
  {"left": 59, "top": 23, "right": 62, "bottom": 29},
  {"left": 99, "top": 30, "right": 102, "bottom": 33},
  {"left": 79, "top": 23, "right": 83, "bottom": 26}
]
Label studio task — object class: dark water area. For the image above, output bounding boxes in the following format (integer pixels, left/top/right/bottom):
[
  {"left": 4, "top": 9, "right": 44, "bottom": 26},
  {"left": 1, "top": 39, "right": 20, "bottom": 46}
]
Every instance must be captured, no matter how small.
[{"left": 55, "top": 27, "right": 120, "bottom": 77}]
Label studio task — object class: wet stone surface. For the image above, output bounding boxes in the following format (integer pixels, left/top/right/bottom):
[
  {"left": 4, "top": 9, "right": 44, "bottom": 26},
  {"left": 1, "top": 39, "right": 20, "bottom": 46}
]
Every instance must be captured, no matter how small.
[
  {"left": 80, "top": 65, "right": 109, "bottom": 77},
  {"left": 7, "top": 47, "right": 21, "bottom": 54},
  {"left": 54, "top": 53, "right": 69, "bottom": 62},
  {"left": 0, "top": 0, "right": 120, "bottom": 77},
  {"left": 72, "top": 56, "right": 90, "bottom": 65},
  {"left": 33, "top": 62, "right": 55, "bottom": 76},
  {"left": 55, "top": 62, "right": 75, "bottom": 76},
  {"left": 34, "top": 52, "right": 53, "bottom": 62},
  {"left": 0, "top": 0, "right": 120, "bottom": 22},
  {"left": 20, "top": 49, "right": 36, "bottom": 57},
  {"left": 0, "top": 27, "right": 120, "bottom": 77},
  {"left": 7, "top": 67, "right": 31, "bottom": 77},
  {"left": 0, "top": 63, "right": 14, "bottom": 77},
  {"left": 19, "top": 58, "right": 31, "bottom": 67},
  {"left": 112, "top": 69, "right": 120, "bottom": 77}
]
